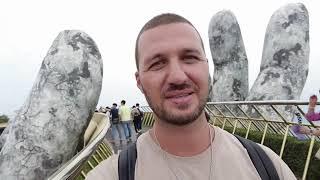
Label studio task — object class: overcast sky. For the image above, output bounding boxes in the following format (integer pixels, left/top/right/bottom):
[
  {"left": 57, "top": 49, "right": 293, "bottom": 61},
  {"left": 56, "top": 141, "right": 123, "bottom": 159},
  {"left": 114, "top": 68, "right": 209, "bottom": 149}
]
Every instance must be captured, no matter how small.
[{"left": 1, "top": 0, "right": 319, "bottom": 117}]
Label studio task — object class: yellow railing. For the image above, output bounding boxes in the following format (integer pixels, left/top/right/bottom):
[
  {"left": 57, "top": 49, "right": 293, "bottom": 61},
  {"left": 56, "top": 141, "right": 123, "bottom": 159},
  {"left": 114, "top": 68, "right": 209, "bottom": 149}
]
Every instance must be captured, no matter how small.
[
  {"left": 205, "top": 100, "right": 320, "bottom": 180},
  {"left": 48, "top": 113, "right": 113, "bottom": 180},
  {"left": 0, "top": 122, "right": 8, "bottom": 128},
  {"left": 141, "top": 101, "right": 320, "bottom": 180}
]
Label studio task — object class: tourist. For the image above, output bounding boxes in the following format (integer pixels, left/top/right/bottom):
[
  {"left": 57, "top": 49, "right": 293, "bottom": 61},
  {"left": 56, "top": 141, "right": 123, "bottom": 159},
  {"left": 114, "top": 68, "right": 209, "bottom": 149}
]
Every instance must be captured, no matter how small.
[
  {"left": 86, "top": 13, "right": 295, "bottom": 180},
  {"left": 119, "top": 100, "right": 132, "bottom": 141},
  {"left": 131, "top": 105, "right": 138, "bottom": 133},
  {"left": 294, "top": 95, "right": 320, "bottom": 136},
  {"left": 132, "top": 103, "right": 143, "bottom": 133},
  {"left": 110, "top": 103, "right": 123, "bottom": 142}
]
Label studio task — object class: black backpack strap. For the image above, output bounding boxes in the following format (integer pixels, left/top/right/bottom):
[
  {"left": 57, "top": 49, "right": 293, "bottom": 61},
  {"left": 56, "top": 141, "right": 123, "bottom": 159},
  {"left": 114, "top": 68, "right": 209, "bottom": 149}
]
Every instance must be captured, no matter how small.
[
  {"left": 118, "top": 142, "right": 137, "bottom": 180},
  {"left": 234, "top": 135, "right": 280, "bottom": 180}
]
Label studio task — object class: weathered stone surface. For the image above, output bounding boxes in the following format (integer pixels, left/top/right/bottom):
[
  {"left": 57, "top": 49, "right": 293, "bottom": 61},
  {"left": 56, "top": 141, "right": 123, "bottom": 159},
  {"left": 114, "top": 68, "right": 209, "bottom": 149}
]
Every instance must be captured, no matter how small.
[
  {"left": 246, "top": 3, "right": 309, "bottom": 120},
  {"left": 247, "top": 3, "right": 309, "bottom": 101},
  {"left": 209, "top": 10, "right": 248, "bottom": 102},
  {"left": 0, "top": 30, "right": 103, "bottom": 180}
]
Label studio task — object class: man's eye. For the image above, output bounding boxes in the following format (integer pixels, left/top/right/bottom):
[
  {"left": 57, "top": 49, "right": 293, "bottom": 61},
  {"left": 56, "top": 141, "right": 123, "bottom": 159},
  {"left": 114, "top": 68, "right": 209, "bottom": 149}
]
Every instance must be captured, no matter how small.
[
  {"left": 149, "top": 60, "right": 166, "bottom": 71},
  {"left": 183, "top": 55, "right": 200, "bottom": 63}
]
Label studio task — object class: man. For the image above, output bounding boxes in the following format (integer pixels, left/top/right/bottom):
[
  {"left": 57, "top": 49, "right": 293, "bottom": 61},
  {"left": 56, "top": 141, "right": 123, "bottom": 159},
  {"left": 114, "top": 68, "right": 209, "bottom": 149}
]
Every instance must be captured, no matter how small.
[
  {"left": 132, "top": 103, "right": 143, "bottom": 133},
  {"left": 86, "top": 13, "right": 296, "bottom": 179},
  {"left": 118, "top": 100, "right": 132, "bottom": 141},
  {"left": 110, "top": 103, "right": 123, "bottom": 142},
  {"left": 131, "top": 105, "right": 138, "bottom": 133}
]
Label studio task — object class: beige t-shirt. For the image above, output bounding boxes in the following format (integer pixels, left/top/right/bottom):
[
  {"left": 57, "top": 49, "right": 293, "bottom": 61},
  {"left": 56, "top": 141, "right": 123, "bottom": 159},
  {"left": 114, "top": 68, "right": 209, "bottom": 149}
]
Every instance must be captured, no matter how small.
[{"left": 86, "top": 127, "right": 296, "bottom": 180}]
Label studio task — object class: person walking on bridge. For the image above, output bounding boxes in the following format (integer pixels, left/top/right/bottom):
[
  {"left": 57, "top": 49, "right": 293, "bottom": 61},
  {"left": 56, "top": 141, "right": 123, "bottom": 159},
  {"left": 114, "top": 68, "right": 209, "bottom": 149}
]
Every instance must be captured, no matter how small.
[
  {"left": 119, "top": 100, "right": 132, "bottom": 141},
  {"left": 132, "top": 103, "right": 143, "bottom": 133},
  {"left": 87, "top": 13, "right": 295, "bottom": 180},
  {"left": 110, "top": 103, "right": 123, "bottom": 143}
]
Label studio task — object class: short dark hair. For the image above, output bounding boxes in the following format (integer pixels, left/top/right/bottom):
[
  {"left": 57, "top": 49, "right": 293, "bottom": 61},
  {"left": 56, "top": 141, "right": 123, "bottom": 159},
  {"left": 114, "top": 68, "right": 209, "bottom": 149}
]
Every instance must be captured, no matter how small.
[
  {"left": 135, "top": 13, "right": 205, "bottom": 70},
  {"left": 136, "top": 103, "right": 140, "bottom": 107},
  {"left": 112, "top": 103, "right": 117, "bottom": 106},
  {"left": 121, "top": 100, "right": 126, "bottom": 104}
]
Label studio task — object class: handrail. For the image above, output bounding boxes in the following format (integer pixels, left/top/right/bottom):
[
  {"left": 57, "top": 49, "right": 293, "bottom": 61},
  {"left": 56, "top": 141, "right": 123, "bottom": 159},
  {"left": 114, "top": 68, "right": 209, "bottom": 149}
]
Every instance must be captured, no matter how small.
[
  {"left": 0, "top": 122, "right": 8, "bottom": 128},
  {"left": 48, "top": 116, "right": 111, "bottom": 180},
  {"left": 207, "top": 100, "right": 320, "bottom": 106},
  {"left": 207, "top": 101, "right": 320, "bottom": 128}
]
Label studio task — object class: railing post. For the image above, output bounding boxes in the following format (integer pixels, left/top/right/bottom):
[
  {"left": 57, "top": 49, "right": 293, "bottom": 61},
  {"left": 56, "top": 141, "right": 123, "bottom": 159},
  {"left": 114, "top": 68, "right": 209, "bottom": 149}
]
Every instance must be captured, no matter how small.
[
  {"left": 92, "top": 154, "right": 100, "bottom": 163},
  {"left": 232, "top": 119, "right": 238, "bottom": 134},
  {"left": 222, "top": 118, "right": 226, "bottom": 130},
  {"left": 245, "top": 121, "right": 252, "bottom": 139},
  {"left": 302, "top": 136, "right": 316, "bottom": 180},
  {"left": 98, "top": 146, "right": 108, "bottom": 158},
  {"left": 81, "top": 171, "right": 87, "bottom": 178},
  {"left": 279, "top": 125, "right": 289, "bottom": 158},
  {"left": 261, "top": 123, "right": 269, "bottom": 145},
  {"left": 212, "top": 117, "right": 216, "bottom": 125},
  {"left": 87, "top": 160, "right": 95, "bottom": 169}
]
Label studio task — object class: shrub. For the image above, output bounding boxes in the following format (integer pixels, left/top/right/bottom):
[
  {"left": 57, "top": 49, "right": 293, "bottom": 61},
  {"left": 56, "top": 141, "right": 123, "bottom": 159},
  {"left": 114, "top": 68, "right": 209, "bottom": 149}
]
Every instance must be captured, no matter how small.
[
  {"left": 0, "top": 114, "right": 9, "bottom": 123},
  {"left": 222, "top": 126, "right": 320, "bottom": 180}
]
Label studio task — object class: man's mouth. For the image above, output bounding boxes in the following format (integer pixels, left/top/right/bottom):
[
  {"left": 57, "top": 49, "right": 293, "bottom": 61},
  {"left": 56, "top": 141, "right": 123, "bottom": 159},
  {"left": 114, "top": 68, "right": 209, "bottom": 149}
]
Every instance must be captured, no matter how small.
[{"left": 164, "top": 90, "right": 194, "bottom": 104}]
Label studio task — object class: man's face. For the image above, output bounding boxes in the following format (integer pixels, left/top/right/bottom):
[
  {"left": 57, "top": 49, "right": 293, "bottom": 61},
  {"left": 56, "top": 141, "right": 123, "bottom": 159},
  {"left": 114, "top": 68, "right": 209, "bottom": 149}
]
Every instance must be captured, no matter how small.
[{"left": 135, "top": 23, "right": 209, "bottom": 126}]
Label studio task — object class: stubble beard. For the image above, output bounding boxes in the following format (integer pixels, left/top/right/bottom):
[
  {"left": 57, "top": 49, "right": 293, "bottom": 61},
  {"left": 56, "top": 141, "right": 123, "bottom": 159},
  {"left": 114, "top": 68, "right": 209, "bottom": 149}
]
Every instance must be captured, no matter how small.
[{"left": 143, "top": 88, "right": 207, "bottom": 126}]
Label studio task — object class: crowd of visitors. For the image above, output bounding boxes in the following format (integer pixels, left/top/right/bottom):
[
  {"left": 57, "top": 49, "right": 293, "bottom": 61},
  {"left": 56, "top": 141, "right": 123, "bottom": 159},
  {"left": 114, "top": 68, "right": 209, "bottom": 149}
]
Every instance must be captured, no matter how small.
[{"left": 96, "top": 100, "right": 144, "bottom": 143}]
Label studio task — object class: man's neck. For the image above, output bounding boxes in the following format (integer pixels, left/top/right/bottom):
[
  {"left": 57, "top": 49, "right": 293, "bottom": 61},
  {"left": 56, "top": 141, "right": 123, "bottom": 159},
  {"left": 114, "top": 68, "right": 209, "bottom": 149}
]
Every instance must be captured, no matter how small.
[{"left": 151, "top": 114, "right": 214, "bottom": 157}]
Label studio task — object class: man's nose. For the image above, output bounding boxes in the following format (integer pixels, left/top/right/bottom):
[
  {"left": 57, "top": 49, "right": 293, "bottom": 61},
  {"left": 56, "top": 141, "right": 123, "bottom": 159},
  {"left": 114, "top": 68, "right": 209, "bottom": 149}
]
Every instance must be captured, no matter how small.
[{"left": 166, "top": 60, "right": 188, "bottom": 85}]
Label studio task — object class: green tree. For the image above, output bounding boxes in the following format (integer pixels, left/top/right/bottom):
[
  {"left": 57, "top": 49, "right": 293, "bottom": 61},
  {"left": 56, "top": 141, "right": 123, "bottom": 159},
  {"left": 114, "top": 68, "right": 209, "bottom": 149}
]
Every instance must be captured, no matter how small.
[{"left": 0, "top": 114, "right": 9, "bottom": 123}]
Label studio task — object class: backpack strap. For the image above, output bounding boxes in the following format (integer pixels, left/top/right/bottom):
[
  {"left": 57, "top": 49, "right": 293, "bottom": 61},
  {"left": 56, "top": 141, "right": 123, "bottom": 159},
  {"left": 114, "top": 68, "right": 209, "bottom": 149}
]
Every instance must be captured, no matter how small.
[
  {"left": 234, "top": 135, "right": 280, "bottom": 180},
  {"left": 118, "top": 142, "right": 137, "bottom": 180}
]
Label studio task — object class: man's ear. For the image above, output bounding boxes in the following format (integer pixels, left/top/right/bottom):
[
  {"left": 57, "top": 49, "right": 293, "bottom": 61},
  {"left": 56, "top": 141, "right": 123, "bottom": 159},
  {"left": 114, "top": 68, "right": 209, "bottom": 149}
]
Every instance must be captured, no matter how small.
[{"left": 135, "top": 71, "right": 144, "bottom": 94}]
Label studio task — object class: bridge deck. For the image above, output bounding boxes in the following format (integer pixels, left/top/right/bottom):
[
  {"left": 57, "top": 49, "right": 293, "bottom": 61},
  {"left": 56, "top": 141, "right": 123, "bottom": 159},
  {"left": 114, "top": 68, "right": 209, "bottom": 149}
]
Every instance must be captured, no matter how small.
[{"left": 104, "top": 124, "right": 149, "bottom": 154}]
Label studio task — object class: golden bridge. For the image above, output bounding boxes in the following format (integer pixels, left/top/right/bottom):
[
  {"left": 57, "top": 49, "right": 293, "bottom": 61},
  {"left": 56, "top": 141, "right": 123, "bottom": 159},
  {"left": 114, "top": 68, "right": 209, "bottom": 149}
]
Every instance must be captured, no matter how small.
[{"left": 2, "top": 101, "right": 317, "bottom": 180}]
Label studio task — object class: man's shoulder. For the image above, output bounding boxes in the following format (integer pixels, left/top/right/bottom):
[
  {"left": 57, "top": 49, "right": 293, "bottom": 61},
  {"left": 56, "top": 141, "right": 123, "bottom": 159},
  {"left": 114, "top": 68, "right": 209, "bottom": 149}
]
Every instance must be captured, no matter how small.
[
  {"left": 214, "top": 127, "right": 296, "bottom": 179},
  {"left": 136, "top": 131, "right": 154, "bottom": 154},
  {"left": 213, "top": 126, "right": 246, "bottom": 148},
  {"left": 258, "top": 145, "right": 296, "bottom": 179},
  {"left": 85, "top": 154, "right": 119, "bottom": 180}
]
